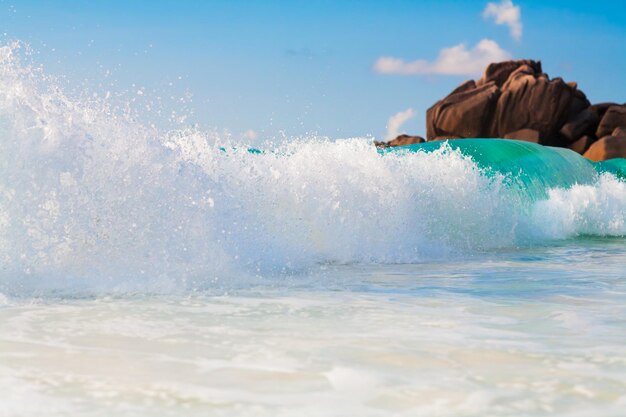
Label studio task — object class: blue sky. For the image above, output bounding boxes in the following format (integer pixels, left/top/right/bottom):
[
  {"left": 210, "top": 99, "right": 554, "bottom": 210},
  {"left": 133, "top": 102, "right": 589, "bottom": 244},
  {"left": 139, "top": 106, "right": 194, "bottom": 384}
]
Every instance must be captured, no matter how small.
[{"left": 1, "top": 0, "right": 625, "bottom": 140}]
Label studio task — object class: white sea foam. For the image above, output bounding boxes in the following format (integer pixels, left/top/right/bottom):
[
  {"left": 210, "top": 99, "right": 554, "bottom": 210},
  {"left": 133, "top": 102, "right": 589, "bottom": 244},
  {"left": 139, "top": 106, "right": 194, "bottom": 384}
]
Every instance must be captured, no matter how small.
[
  {"left": 529, "top": 174, "right": 626, "bottom": 239},
  {"left": 0, "top": 42, "right": 624, "bottom": 295}
]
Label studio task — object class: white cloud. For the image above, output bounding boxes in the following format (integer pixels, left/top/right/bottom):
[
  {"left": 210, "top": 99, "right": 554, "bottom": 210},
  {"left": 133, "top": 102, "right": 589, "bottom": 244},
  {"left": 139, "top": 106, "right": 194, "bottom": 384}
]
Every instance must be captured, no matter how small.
[
  {"left": 483, "top": 0, "right": 523, "bottom": 41},
  {"left": 386, "top": 108, "right": 415, "bottom": 140},
  {"left": 374, "top": 39, "right": 511, "bottom": 77}
]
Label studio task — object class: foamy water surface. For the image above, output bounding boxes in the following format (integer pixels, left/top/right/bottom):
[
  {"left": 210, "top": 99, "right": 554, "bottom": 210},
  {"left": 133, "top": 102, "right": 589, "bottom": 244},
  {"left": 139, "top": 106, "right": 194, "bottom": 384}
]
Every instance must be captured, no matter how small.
[{"left": 2, "top": 242, "right": 626, "bottom": 417}]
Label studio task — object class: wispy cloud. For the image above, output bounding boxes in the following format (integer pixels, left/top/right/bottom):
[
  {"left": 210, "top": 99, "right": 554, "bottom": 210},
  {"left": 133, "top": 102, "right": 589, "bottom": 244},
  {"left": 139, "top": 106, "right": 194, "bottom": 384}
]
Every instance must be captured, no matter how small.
[
  {"left": 374, "top": 39, "right": 511, "bottom": 77},
  {"left": 483, "top": 0, "right": 523, "bottom": 41},
  {"left": 386, "top": 108, "right": 415, "bottom": 140}
]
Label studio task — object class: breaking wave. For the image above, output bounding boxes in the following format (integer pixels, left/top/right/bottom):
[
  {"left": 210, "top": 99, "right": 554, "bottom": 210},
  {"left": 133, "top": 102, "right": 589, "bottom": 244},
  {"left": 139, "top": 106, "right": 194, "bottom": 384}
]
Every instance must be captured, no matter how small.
[{"left": 0, "top": 42, "right": 624, "bottom": 295}]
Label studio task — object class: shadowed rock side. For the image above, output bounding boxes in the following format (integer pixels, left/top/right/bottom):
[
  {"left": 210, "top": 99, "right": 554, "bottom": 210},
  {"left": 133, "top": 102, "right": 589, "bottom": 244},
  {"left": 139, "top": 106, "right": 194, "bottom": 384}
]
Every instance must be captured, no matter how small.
[{"left": 378, "top": 60, "right": 626, "bottom": 161}]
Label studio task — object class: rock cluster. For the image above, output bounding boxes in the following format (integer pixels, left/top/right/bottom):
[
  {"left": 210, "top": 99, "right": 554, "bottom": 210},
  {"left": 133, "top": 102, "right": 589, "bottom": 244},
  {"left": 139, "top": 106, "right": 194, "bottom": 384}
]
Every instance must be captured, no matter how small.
[
  {"left": 374, "top": 134, "right": 424, "bottom": 148},
  {"left": 377, "top": 60, "right": 626, "bottom": 161}
]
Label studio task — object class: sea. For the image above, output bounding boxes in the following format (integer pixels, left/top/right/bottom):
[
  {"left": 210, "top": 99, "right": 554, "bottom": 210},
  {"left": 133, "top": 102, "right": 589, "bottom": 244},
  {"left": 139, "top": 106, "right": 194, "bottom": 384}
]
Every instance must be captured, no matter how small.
[{"left": 1, "top": 42, "right": 625, "bottom": 417}]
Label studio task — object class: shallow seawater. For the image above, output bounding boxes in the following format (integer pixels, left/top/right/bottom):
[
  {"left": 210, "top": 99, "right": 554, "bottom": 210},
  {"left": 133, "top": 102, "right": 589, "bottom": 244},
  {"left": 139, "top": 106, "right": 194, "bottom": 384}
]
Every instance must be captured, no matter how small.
[{"left": 2, "top": 238, "right": 626, "bottom": 417}]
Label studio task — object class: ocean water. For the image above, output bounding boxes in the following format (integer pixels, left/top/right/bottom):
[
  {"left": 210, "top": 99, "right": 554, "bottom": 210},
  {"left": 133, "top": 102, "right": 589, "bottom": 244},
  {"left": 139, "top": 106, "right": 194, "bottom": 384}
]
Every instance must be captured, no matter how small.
[{"left": 1, "top": 42, "right": 626, "bottom": 416}]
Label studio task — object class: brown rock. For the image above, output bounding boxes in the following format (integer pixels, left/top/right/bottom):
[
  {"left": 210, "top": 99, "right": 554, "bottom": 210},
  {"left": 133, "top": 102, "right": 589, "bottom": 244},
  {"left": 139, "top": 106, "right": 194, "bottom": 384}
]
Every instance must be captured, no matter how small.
[
  {"left": 559, "top": 109, "right": 599, "bottom": 143},
  {"left": 503, "top": 128, "right": 542, "bottom": 143},
  {"left": 418, "top": 59, "right": 622, "bottom": 153},
  {"left": 374, "top": 134, "right": 425, "bottom": 148},
  {"left": 567, "top": 89, "right": 592, "bottom": 121},
  {"left": 569, "top": 135, "right": 595, "bottom": 155},
  {"left": 583, "top": 135, "right": 626, "bottom": 161},
  {"left": 493, "top": 75, "right": 578, "bottom": 143},
  {"left": 478, "top": 60, "right": 542, "bottom": 87},
  {"left": 425, "top": 59, "right": 591, "bottom": 146},
  {"left": 588, "top": 102, "right": 618, "bottom": 120},
  {"left": 613, "top": 126, "right": 626, "bottom": 137},
  {"left": 596, "top": 105, "right": 626, "bottom": 138},
  {"left": 426, "top": 82, "right": 500, "bottom": 140}
]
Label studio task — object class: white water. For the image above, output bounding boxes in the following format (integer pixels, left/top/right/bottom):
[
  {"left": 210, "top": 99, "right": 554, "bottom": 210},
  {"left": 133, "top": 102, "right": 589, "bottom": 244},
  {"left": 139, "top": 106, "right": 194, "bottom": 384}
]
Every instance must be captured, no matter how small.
[
  {"left": 0, "top": 42, "right": 624, "bottom": 296},
  {"left": 2, "top": 245, "right": 626, "bottom": 417},
  {"left": 0, "top": 42, "right": 626, "bottom": 416}
]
